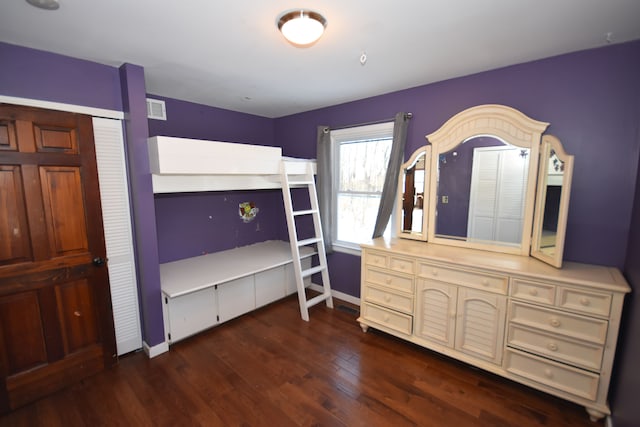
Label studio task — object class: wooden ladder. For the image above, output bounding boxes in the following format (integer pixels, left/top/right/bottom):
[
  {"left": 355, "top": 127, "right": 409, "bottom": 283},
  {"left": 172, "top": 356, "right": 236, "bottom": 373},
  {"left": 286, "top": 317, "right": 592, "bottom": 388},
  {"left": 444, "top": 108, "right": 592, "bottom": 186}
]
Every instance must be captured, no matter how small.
[{"left": 280, "top": 161, "right": 333, "bottom": 321}]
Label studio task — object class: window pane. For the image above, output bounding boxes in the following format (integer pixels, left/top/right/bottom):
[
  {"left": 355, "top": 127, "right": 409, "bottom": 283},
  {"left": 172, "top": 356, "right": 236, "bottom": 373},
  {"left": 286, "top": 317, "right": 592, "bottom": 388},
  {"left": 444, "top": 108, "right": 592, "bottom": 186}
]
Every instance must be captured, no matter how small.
[
  {"left": 339, "top": 139, "right": 392, "bottom": 192},
  {"left": 336, "top": 193, "right": 382, "bottom": 244}
]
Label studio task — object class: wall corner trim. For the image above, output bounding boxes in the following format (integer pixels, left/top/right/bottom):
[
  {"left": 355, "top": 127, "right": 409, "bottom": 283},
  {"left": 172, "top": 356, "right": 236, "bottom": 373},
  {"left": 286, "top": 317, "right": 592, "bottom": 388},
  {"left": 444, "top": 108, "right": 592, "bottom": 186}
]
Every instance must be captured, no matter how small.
[{"left": 143, "top": 340, "right": 169, "bottom": 358}]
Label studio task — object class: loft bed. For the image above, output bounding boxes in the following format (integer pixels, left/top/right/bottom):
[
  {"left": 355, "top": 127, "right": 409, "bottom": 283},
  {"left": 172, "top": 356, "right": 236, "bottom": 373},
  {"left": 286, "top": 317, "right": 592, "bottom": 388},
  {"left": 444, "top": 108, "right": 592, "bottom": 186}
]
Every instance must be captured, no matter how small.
[
  {"left": 148, "top": 136, "right": 328, "bottom": 344},
  {"left": 148, "top": 136, "right": 316, "bottom": 193}
]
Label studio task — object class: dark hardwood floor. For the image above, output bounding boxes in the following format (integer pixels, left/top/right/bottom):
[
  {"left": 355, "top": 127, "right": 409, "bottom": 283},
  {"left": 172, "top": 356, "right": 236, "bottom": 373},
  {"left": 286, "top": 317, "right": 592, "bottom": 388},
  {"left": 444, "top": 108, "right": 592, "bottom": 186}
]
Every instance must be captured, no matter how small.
[{"left": 1, "top": 295, "right": 603, "bottom": 426}]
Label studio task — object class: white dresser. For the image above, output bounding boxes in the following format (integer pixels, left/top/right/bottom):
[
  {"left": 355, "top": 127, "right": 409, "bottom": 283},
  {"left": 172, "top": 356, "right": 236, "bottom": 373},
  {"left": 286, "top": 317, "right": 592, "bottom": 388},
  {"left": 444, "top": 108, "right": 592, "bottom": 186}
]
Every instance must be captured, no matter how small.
[{"left": 358, "top": 238, "right": 630, "bottom": 421}]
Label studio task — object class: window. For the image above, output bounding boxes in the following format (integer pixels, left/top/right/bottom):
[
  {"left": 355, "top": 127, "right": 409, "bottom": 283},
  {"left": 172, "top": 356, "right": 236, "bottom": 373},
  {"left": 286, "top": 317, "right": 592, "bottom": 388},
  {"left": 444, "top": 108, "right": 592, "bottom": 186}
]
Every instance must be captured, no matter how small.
[{"left": 330, "top": 122, "right": 394, "bottom": 252}]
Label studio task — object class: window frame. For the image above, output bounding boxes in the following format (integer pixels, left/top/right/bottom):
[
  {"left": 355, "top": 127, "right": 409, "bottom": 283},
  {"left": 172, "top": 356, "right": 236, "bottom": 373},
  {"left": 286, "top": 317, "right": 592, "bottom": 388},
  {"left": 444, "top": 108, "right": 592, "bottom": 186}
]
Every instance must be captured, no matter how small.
[{"left": 329, "top": 121, "right": 395, "bottom": 255}]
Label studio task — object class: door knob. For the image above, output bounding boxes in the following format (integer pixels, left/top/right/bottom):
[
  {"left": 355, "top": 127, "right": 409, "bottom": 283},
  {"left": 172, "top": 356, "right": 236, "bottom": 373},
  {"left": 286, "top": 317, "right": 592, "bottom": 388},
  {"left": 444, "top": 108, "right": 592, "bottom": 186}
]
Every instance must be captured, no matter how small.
[{"left": 92, "top": 257, "right": 106, "bottom": 266}]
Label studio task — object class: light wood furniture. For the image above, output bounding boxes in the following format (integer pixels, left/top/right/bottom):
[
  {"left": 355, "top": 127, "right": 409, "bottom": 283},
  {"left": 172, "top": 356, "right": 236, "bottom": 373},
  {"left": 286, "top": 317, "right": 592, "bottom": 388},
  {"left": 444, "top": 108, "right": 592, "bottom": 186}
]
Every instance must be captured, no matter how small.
[
  {"left": 160, "top": 241, "right": 312, "bottom": 343},
  {"left": 358, "top": 237, "right": 630, "bottom": 421}
]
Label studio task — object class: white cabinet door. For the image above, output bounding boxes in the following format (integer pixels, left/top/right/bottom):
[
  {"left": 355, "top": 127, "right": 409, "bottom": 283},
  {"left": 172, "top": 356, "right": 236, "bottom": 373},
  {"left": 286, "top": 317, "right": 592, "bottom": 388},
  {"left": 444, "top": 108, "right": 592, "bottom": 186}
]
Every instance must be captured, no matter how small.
[
  {"left": 415, "top": 279, "right": 457, "bottom": 347},
  {"left": 165, "top": 287, "right": 218, "bottom": 343},
  {"left": 218, "top": 276, "right": 255, "bottom": 322},
  {"left": 255, "top": 266, "right": 286, "bottom": 308},
  {"left": 455, "top": 287, "right": 506, "bottom": 365}
]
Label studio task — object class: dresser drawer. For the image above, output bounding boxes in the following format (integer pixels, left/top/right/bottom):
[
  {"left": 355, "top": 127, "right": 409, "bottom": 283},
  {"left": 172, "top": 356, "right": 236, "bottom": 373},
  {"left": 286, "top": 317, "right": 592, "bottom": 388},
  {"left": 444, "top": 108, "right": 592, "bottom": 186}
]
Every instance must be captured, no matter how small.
[
  {"left": 509, "top": 301, "right": 608, "bottom": 345},
  {"left": 557, "top": 287, "right": 612, "bottom": 317},
  {"left": 507, "top": 324, "right": 604, "bottom": 371},
  {"left": 511, "top": 278, "right": 556, "bottom": 305},
  {"left": 417, "top": 262, "right": 508, "bottom": 295},
  {"left": 389, "top": 255, "right": 415, "bottom": 274},
  {"left": 364, "top": 267, "right": 414, "bottom": 293},
  {"left": 365, "top": 251, "right": 388, "bottom": 268},
  {"left": 363, "top": 285, "right": 414, "bottom": 315},
  {"left": 505, "top": 349, "right": 599, "bottom": 400},
  {"left": 361, "top": 302, "right": 412, "bottom": 335}
]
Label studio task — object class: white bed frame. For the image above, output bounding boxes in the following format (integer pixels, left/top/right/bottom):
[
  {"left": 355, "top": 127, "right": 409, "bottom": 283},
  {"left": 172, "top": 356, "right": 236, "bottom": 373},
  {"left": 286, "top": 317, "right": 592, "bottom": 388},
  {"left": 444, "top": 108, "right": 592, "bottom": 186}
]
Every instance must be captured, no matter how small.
[
  {"left": 148, "top": 136, "right": 315, "bottom": 193},
  {"left": 148, "top": 136, "right": 320, "bottom": 344}
]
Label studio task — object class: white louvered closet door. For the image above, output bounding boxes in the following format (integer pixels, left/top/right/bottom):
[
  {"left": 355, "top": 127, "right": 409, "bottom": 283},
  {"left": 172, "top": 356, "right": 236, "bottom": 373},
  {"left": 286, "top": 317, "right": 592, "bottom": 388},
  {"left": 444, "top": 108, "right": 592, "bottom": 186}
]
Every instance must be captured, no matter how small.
[{"left": 92, "top": 117, "right": 142, "bottom": 355}]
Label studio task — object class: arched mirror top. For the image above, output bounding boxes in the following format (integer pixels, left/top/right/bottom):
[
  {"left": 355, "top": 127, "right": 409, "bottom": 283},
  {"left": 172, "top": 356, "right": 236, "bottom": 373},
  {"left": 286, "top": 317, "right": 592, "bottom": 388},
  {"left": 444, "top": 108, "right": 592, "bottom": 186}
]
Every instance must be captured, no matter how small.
[
  {"left": 426, "top": 104, "right": 549, "bottom": 152},
  {"left": 423, "top": 104, "right": 550, "bottom": 256}
]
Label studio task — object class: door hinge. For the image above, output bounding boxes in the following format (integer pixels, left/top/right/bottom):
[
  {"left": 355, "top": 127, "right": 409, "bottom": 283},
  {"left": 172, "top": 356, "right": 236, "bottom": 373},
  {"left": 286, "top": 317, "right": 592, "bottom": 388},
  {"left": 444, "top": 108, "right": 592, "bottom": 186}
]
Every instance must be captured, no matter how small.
[
  {"left": 216, "top": 315, "right": 220, "bottom": 322},
  {"left": 168, "top": 333, "right": 171, "bottom": 340},
  {"left": 165, "top": 297, "right": 168, "bottom": 304}
]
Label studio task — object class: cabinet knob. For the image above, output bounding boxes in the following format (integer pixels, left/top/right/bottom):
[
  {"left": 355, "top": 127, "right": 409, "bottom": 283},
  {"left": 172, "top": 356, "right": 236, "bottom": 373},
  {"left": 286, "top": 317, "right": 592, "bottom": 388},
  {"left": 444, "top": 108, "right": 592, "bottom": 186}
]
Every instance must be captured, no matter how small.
[
  {"left": 529, "top": 289, "right": 539, "bottom": 296},
  {"left": 432, "top": 269, "right": 438, "bottom": 276},
  {"left": 549, "top": 317, "right": 561, "bottom": 328},
  {"left": 481, "top": 279, "right": 489, "bottom": 287},
  {"left": 384, "top": 294, "right": 391, "bottom": 302},
  {"left": 383, "top": 314, "right": 390, "bottom": 322},
  {"left": 580, "top": 297, "right": 590, "bottom": 306},
  {"left": 544, "top": 368, "right": 554, "bottom": 379},
  {"left": 73, "top": 310, "right": 82, "bottom": 317},
  {"left": 386, "top": 278, "right": 392, "bottom": 285},
  {"left": 547, "top": 342, "right": 558, "bottom": 352}
]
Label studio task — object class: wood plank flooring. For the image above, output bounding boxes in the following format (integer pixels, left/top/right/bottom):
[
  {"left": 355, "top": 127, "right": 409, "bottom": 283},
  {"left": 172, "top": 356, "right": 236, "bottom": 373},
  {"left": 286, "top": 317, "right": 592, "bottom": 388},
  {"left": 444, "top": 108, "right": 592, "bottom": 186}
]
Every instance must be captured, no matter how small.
[{"left": 1, "top": 296, "right": 603, "bottom": 426}]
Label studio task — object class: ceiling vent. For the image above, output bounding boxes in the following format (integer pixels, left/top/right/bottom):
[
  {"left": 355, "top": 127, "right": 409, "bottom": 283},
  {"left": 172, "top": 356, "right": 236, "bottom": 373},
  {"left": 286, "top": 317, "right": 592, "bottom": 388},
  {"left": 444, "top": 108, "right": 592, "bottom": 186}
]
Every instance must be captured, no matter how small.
[{"left": 146, "top": 98, "right": 167, "bottom": 120}]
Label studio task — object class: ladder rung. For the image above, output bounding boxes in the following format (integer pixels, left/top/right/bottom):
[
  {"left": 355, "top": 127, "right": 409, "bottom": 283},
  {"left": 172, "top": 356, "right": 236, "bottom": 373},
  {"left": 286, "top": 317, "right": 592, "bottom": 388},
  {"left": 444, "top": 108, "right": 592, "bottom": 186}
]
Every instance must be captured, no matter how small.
[
  {"left": 302, "top": 265, "right": 325, "bottom": 278},
  {"left": 305, "top": 292, "right": 332, "bottom": 309},
  {"left": 293, "top": 209, "right": 318, "bottom": 216},
  {"left": 289, "top": 180, "right": 314, "bottom": 185},
  {"left": 297, "top": 237, "right": 322, "bottom": 247}
]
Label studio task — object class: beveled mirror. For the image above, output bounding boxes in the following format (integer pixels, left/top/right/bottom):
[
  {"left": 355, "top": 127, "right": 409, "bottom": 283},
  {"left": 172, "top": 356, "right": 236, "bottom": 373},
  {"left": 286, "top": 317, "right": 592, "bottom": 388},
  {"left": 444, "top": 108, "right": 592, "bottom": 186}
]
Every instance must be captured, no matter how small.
[
  {"left": 396, "top": 145, "right": 431, "bottom": 241},
  {"left": 425, "top": 104, "right": 549, "bottom": 255},
  {"left": 531, "top": 134, "right": 574, "bottom": 267}
]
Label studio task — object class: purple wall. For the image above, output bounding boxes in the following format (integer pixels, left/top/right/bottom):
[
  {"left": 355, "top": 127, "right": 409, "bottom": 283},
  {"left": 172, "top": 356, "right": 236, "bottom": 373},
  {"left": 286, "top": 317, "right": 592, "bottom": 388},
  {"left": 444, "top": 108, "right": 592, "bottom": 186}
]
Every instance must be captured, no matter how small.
[
  {"left": 0, "top": 42, "right": 122, "bottom": 111},
  {"left": 612, "top": 141, "right": 640, "bottom": 426},
  {"left": 119, "top": 64, "right": 165, "bottom": 347},
  {"left": 276, "top": 41, "right": 640, "bottom": 277},
  {"left": 147, "top": 95, "right": 274, "bottom": 145},
  {"left": 155, "top": 190, "right": 286, "bottom": 263}
]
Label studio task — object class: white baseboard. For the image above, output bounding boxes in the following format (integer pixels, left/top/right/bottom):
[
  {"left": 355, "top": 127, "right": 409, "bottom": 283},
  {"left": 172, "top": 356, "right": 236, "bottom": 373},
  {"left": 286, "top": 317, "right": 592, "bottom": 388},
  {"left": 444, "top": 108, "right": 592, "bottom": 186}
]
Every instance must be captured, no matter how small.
[
  {"left": 605, "top": 415, "right": 613, "bottom": 427},
  {"left": 143, "top": 340, "right": 169, "bottom": 358},
  {"left": 309, "top": 283, "right": 360, "bottom": 307}
]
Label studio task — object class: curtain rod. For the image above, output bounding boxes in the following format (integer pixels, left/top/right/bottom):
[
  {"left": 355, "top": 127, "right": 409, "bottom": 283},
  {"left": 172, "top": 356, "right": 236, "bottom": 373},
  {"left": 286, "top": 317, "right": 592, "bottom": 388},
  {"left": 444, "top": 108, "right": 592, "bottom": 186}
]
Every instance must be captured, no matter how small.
[{"left": 326, "top": 112, "right": 412, "bottom": 132}]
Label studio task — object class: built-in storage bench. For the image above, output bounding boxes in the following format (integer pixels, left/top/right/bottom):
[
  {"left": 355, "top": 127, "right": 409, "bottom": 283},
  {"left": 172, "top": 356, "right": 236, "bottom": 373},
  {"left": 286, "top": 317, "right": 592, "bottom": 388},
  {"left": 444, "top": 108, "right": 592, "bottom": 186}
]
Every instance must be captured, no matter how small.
[{"left": 160, "top": 240, "right": 312, "bottom": 343}]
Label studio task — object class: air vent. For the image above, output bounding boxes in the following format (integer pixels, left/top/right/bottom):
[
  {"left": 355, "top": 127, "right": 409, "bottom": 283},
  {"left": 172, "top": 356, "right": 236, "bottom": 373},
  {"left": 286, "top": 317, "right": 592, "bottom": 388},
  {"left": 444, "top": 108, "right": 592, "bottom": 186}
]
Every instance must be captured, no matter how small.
[{"left": 146, "top": 98, "right": 167, "bottom": 120}]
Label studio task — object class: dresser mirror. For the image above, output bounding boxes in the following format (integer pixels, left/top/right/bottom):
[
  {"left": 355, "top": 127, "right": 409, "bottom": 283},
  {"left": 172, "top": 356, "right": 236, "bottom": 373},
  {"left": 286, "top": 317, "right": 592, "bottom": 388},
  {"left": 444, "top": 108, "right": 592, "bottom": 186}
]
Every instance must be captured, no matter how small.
[
  {"left": 395, "top": 105, "right": 573, "bottom": 267},
  {"left": 396, "top": 145, "right": 431, "bottom": 241},
  {"left": 531, "top": 134, "right": 574, "bottom": 268}
]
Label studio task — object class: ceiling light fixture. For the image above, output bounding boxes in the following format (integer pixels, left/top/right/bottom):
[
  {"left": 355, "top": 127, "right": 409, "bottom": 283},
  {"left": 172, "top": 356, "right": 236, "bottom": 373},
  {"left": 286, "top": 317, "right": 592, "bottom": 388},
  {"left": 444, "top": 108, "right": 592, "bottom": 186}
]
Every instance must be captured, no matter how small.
[
  {"left": 277, "top": 10, "right": 327, "bottom": 47},
  {"left": 26, "top": 0, "right": 60, "bottom": 10}
]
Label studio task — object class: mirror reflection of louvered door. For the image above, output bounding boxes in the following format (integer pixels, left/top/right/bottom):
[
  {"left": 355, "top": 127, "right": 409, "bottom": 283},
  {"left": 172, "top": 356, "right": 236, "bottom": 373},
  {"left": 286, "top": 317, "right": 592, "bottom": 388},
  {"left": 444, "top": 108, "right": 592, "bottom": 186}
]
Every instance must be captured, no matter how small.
[
  {"left": 467, "top": 146, "right": 529, "bottom": 245},
  {"left": 0, "top": 104, "right": 116, "bottom": 413}
]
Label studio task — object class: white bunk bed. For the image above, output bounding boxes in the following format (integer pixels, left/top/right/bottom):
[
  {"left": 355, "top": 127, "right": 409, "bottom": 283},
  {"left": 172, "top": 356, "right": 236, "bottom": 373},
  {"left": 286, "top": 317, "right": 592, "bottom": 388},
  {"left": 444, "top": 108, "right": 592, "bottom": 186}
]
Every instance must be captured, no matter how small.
[
  {"left": 148, "top": 136, "right": 331, "bottom": 344},
  {"left": 148, "top": 136, "right": 315, "bottom": 193}
]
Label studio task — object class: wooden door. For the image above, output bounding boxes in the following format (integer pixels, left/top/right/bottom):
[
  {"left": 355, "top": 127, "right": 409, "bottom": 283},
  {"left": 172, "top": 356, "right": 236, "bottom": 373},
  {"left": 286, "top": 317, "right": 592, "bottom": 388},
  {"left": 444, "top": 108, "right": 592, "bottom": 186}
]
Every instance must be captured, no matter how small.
[{"left": 0, "top": 104, "right": 116, "bottom": 413}]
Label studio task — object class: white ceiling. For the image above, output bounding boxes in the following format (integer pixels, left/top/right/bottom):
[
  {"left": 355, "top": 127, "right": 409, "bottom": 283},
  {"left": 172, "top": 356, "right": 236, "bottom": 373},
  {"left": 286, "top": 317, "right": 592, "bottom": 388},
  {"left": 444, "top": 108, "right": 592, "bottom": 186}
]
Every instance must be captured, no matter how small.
[{"left": 1, "top": 0, "right": 639, "bottom": 118}]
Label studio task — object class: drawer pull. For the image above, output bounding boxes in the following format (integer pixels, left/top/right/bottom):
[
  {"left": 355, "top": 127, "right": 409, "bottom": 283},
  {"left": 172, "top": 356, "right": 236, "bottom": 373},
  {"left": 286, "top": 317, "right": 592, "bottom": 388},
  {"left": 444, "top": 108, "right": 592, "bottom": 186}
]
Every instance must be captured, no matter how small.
[
  {"left": 529, "top": 289, "right": 539, "bottom": 296},
  {"left": 549, "top": 317, "right": 561, "bottom": 328},
  {"left": 580, "top": 297, "right": 591, "bottom": 306},
  {"left": 547, "top": 342, "right": 558, "bottom": 352},
  {"left": 383, "top": 314, "right": 390, "bottom": 322},
  {"left": 544, "top": 368, "right": 554, "bottom": 379},
  {"left": 384, "top": 294, "right": 392, "bottom": 302}
]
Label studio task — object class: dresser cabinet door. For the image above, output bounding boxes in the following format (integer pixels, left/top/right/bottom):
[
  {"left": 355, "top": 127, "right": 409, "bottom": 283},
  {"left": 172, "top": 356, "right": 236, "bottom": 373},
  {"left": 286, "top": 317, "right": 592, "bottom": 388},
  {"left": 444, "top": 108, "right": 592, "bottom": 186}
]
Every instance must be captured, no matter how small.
[
  {"left": 415, "top": 280, "right": 457, "bottom": 347},
  {"left": 455, "top": 287, "right": 507, "bottom": 365}
]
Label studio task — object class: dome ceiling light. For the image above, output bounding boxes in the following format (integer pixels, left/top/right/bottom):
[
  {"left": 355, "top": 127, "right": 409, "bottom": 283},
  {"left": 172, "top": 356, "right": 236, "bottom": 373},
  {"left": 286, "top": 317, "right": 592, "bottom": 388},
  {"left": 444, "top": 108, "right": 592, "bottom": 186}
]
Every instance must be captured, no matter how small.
[
  {"left": 277, "top": 10, "right": 327, "bottom": 47},
  {"left": 26, "top": 0, "right": 60, "bottom": 10}
]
